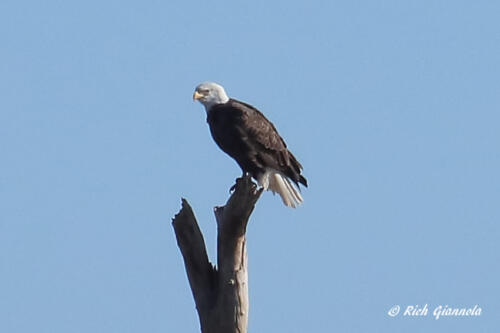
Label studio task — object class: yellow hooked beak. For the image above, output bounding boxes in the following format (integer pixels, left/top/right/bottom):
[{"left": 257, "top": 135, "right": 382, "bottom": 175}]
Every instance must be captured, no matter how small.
[{"left": 193, "top": 91, "right": 204, "bottom": 101}]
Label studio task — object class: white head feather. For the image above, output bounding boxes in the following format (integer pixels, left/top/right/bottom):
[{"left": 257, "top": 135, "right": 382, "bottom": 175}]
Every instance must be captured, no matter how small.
[{"left": 193, "top": 82, "right": 230, "bottom": 110}]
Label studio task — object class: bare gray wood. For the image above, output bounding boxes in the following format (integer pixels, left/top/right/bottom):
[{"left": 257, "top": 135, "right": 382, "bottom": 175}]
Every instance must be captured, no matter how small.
[{"left": 172, "top": 176, "right": 262, "bottom": 333}]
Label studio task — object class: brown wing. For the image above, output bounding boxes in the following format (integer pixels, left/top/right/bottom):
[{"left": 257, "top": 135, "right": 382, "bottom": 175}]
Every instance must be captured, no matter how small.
[{"left": 232, "top": 99, "right": 307, "bottom": 187}]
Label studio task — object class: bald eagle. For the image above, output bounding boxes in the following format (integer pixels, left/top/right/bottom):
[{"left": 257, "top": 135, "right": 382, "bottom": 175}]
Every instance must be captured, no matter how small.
[{"left": 193, "top": 82, "right": 307, "bottom": 208}]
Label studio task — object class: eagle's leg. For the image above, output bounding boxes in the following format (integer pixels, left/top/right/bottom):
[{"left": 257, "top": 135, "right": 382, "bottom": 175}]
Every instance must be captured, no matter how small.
[{"left": 229, "top": 172, "right": 251, "bottom": 193}]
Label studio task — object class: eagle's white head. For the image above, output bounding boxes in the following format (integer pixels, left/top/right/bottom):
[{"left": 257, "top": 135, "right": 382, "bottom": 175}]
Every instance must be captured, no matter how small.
[{"left": 193, "top": 82, "right": 230, "bottom": 110}]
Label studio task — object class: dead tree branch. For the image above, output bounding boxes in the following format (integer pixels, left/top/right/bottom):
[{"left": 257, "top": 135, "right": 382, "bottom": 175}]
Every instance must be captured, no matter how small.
[{"left": 172, "top": 176, "right": 262, "bottom": 333}]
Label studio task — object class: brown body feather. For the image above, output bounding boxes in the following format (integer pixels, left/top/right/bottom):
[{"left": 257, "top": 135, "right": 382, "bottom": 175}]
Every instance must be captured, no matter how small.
[{"left": 207, "top": 99, "right": 307, "bottom": 188}]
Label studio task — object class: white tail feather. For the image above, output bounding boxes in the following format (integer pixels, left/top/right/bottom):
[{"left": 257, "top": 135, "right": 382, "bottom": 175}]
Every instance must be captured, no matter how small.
[{"left": 258, "top": 170, "right": 303, "bottom": 208}]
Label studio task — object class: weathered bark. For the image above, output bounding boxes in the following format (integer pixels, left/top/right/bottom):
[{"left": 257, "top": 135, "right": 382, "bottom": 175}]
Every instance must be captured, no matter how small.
[{"left": 172, "top": 176, "right": 262, "bottom": 333}]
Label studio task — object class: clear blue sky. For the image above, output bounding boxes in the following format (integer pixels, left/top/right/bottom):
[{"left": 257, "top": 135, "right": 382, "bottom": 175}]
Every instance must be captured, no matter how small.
[{"left": 1, "top": 0, "right": 499, "bottom": 332}]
